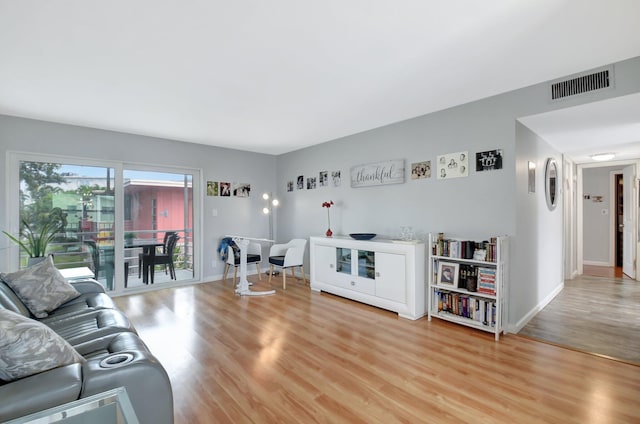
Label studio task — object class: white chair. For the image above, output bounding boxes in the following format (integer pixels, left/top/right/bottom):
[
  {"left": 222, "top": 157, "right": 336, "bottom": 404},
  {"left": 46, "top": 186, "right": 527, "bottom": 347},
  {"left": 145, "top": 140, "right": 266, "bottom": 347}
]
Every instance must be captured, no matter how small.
[
  {"left": 268, "top": 239, "right": 307, "bottom": 289},
  {"left": 223, "top": 242, "right": 262, "bottom": 284}
]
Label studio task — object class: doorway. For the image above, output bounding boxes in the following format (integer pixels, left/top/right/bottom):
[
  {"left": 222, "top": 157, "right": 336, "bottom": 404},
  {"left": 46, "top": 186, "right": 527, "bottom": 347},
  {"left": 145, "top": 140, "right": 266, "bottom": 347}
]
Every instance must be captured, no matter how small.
[
  {"left": 577, "top": 161, "right": 638, "bottom": 280},
  {"left": 615, "top": 173, "right": 623, "bottom": 268}
]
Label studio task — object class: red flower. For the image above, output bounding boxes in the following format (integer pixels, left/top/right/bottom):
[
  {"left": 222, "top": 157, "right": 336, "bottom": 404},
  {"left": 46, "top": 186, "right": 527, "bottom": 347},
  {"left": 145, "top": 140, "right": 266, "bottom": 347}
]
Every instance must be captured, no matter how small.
[{"left": 322, "top": 201, "right": 334, "bottom": 208}]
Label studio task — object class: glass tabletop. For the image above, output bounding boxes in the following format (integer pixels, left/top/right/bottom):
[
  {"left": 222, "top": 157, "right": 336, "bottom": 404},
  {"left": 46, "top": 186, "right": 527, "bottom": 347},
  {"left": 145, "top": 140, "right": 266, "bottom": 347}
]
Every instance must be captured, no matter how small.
[{"left": 5, "top": 387, "right": 139, "bottom": 424}]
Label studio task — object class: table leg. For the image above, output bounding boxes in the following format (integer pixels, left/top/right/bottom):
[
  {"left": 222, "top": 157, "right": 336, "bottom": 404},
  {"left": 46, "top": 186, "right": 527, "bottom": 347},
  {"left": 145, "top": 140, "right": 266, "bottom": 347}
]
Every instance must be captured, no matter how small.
[{"left": 233, "top": 238, "right": 274, "bottom": 296}]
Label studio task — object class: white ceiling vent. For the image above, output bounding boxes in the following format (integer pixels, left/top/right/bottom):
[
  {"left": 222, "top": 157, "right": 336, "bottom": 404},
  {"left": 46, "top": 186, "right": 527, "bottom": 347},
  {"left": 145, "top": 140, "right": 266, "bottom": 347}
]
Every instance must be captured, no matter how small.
[{"left": 550, "top": 67, "right": 613, "bottom": 101}]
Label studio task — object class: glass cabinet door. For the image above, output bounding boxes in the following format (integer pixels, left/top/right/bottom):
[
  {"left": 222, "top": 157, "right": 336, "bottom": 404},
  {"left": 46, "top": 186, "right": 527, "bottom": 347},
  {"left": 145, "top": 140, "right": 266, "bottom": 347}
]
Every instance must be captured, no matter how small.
[
  {"left": 336, "top": 248, "right": 351, "bottom": 274},
  {"left": 357, "top": 250, "right": 375, "bottom": 279}
]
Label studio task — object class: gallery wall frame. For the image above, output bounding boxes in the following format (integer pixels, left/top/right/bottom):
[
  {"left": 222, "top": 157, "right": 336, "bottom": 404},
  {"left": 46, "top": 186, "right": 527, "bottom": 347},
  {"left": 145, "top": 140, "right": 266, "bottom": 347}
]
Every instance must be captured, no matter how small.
[{"left": 437, "top": 151, "right": 468, "bottom": 180}]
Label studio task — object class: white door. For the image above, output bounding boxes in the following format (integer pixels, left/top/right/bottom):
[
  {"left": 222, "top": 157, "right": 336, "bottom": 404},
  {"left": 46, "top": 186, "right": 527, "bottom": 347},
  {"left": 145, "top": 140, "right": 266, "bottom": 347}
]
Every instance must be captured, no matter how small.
[{"left": 622, "top": 165, "right": 636, "bottom": 278}]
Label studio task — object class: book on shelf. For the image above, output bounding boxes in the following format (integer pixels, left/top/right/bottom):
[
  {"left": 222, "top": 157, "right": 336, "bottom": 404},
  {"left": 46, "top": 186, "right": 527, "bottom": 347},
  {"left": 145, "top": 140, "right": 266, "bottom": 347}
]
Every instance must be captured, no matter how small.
[
  {"left": 431, "top": 234, "right": 499, "bottom": 262},
  {"left": 433, "top": 289, "right": 496, "bottom": 327},
  {"left": 457, "top": 263, "right": 477, "bottom": 291},
  {"left": 477, "top": 267, "right": 496, "bottom": 295}
]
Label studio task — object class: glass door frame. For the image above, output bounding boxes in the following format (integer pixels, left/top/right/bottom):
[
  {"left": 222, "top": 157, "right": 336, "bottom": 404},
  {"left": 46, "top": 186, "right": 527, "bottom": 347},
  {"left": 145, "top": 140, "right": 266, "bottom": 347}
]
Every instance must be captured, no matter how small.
[{"left": 5, "top": 151, "right": 202, "bottom": 293}]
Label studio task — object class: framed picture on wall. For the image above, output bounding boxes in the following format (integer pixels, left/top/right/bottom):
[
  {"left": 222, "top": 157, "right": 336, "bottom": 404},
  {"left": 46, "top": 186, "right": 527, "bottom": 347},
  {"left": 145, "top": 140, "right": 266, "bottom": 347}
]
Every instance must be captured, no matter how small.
[
  {"left": 319, "top": 171, "right": 328, "bottom": 187},
  {"left": 220, "top": 182, "right": 231, "bottom": 197},
  {"left": 206, "top": 181, "right": 218, "bottom": 196},
  {"left": 437, "top": 151, "right": 468, "bottom": 180},
  {"left": 331, "top": 171, "right": 341, "bottom": 187}
]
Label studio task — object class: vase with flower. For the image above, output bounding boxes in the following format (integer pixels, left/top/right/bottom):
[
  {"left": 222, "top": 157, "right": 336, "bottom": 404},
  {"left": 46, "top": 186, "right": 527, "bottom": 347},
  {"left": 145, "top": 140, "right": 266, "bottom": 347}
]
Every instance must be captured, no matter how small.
[{"left": 322, "top": 200, "right": 334, "bottom": 237}]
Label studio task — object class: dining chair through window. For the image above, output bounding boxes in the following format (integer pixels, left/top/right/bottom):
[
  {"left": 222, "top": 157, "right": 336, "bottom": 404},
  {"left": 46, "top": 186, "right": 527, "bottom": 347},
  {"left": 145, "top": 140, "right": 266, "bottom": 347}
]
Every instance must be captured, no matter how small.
[
  {"left": 141, "top": 233, "right": 180, "bottom": 284},
  {"left": 138, "top": 231, "right": 176, "bottom": 279}
]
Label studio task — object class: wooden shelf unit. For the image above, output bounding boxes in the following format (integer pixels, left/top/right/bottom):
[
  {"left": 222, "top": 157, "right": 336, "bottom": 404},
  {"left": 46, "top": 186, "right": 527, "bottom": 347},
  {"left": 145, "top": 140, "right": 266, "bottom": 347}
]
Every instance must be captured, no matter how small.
[{"left": 427, "top": 233, "right": 508, "bottom": 340}]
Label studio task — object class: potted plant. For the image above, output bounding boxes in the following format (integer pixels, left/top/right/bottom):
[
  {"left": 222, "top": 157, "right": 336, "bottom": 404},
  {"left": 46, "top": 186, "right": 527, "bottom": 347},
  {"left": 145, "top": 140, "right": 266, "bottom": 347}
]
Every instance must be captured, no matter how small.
[{"left": 3, "top": 208, "right": 67, "bottom": 266}]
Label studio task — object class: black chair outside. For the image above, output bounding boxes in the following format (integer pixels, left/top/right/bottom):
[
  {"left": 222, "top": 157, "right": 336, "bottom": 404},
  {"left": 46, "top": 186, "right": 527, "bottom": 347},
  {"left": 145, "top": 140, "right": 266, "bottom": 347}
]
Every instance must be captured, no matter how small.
[
  {"left": 141, "top": 233, "right": 180, "bottom": 284},
  {"left": 83, "top": 240, "right": 100, "bottom": 278},
  {"left": 138, "top": 231, "right": 177, "bottom": 279},
  {"left": 83, "top": 240, "right": 114, "bottom": 290}
]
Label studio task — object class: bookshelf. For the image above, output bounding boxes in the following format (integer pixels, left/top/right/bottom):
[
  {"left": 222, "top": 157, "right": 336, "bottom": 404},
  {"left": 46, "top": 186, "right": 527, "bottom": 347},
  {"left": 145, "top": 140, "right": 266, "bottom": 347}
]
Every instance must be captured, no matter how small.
[{"left": 427, "top": 233, "right": 508, "bottom": 341}]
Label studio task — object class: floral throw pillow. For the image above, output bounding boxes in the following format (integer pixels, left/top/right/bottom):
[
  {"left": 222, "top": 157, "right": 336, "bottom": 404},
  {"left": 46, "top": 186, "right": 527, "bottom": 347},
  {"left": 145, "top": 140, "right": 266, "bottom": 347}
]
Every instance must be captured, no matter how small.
[
  {"left": 0, "top": 309, "right": 85, "bottom": 382},
  {"left": 0, "top": 256, "right": 80, "bottom": 318}
]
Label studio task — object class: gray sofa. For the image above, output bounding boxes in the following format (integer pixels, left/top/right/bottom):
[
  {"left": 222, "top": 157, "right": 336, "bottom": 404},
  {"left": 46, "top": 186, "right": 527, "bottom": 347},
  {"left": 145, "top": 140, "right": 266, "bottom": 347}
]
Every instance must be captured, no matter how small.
[{"left": 0, "top": 271, "right": 173, "bottom": 423}]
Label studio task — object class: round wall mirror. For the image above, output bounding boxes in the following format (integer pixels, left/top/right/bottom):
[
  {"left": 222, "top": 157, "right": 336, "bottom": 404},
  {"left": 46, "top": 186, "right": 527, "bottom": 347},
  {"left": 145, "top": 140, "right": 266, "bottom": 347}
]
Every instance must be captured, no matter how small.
[{"left": 545, "top": 158, "right": 558, "bottom": 211}]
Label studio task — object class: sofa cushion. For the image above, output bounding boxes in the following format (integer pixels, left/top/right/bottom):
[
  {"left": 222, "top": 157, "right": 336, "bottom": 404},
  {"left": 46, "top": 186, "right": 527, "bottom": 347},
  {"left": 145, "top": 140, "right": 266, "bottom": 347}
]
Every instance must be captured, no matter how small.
[
  {"left": 0, "top": 309, "right": 85, "bottom": 382},
  {"left": 0, "top": 256, "right": 80, "bottom": 318},
  {"left": 0, "top": 281, "right": 31, "bottom": 317},
  {"left": 42, "top": 309, "right": 136, "bottom": 346}
]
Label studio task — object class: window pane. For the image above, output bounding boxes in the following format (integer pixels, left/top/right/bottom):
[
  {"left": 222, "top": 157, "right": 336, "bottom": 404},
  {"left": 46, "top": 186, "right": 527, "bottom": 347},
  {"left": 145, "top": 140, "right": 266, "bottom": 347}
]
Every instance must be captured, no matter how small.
[
  {"left": 123, "top": 169, "right": 194, "bottom": 287},
  {"left": 17, "top": 162, "right": 115, "bottom": 290}
]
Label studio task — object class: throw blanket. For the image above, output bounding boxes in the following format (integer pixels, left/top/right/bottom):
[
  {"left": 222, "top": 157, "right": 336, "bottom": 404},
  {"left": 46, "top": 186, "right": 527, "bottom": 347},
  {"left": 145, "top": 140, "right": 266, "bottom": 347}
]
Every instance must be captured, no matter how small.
[{"left": 217, "top": 237, "right": 240, "bottom": 262}]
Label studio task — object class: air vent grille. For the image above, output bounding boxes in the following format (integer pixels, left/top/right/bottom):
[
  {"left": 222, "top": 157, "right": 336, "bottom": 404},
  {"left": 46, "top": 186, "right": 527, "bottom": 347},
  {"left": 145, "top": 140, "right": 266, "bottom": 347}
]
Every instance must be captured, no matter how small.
[{"left": 551, "top": 69, "right": 610, "bottom": 100}]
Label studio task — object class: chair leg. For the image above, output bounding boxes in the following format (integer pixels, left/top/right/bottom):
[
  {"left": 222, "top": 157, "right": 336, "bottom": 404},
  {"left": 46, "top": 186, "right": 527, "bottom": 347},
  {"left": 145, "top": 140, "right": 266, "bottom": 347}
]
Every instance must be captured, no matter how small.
[
  {"left": 223, "top": 264, "right": 230, "bottom": 282},
  {"left": 282, "top": 268, "right": 287, "bottom": 290},
  {"left": 256, "top": 263, "right": 261, "bottom": 280},
  {"left": 269, "top": 265, "right": 274, "bottom": 282},
  {"left": 300, "top": 266, "right": 307, "bottom": 284},
  {"left": 233, "top": 266, "right": 238, "bottom": 285}
]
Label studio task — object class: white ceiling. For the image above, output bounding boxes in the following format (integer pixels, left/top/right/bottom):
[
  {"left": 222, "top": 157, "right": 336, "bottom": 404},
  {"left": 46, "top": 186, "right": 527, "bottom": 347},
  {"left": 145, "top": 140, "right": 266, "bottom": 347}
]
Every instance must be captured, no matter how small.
[
  {"left": 1, "top": 1, "right": 639, "bottom": 155},
  {"left": 519, "top": 93, "right": 640, "bottom": 164}
]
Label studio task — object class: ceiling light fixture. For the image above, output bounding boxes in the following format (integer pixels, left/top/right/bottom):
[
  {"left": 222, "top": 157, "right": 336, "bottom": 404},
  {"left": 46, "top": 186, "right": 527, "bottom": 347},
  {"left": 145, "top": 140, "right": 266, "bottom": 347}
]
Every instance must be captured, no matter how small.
[{"left": 591, "top": 153, "right": 615, "bottom": 161}]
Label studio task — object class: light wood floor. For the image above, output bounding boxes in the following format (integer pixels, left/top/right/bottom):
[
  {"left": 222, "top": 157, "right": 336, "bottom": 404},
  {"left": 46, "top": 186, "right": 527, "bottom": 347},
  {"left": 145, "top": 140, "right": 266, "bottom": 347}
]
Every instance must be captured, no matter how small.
[
  {"left": 583, "top": 264, "right": 627, "bottom": 279},
  {"left": 114, "top": 276, "right": 640, "bottom": 424},
  {"left": 518, "top": 270, "right": 640, "bottom": 364}
]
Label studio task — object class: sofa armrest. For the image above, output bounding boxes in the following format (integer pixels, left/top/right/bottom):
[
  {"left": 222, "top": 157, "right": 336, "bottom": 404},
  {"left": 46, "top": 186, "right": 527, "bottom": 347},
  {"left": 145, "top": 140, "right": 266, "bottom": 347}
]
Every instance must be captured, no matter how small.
[
  {"left": 70, "top": 279, "right": 106, "bottom": 294},
  {"left": 0, "top": 364, "right": 83, "bottom": 422},
  {"left": 82, "top": 351, "right": 173, "bottom": 424}
]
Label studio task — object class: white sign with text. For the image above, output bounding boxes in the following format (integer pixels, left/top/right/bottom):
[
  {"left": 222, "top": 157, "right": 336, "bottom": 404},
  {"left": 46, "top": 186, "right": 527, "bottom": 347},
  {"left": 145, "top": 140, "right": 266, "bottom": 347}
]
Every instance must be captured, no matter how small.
[{"left": 350, "top": 159, "right": 405, "bottom": 188}]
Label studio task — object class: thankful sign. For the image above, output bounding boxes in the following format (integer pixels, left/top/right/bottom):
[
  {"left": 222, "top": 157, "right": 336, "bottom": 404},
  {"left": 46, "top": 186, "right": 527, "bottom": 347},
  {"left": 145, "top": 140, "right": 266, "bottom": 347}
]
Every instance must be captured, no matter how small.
[{"left": 350, "top": 159, "right": 405, "bottom": 188}]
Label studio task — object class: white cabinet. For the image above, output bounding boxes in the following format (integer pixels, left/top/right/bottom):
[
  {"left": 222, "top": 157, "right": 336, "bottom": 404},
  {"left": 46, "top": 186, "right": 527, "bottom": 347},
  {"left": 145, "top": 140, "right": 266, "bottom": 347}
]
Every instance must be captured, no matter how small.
[
  {"left": 310, "top": 236, "right": 425, "bottom": 320},
  {"left": 427, "top": 233, "right": 508, "bottom": 340},
  {"left": 374, "top": 252, "right": 406, "bottom": 303}
]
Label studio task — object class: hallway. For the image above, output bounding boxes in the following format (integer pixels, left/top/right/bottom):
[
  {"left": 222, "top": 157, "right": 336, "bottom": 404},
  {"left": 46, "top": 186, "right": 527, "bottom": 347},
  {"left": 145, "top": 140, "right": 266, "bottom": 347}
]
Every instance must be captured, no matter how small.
[{"left": 518, "top": 270, "right": 640, "bottom": 365}]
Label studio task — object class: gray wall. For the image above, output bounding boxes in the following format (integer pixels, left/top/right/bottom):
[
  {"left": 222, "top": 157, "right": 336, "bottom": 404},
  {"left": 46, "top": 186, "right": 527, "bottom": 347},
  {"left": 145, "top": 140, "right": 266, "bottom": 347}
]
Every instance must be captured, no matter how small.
[
  {"left": 2, "top": 56, "right": 639, "bottom": 328},
  {"left": 274, "top": 56, "right": 640, "bottom": 329},
  {"left": 513, "top": 123, "right": 563, "bottom": 329},
  {"left": 582, "top": 166, "right": 624, "bottom": 265},
  {"left": 0, "top": 115, "right": 277, "bottom": 280}
]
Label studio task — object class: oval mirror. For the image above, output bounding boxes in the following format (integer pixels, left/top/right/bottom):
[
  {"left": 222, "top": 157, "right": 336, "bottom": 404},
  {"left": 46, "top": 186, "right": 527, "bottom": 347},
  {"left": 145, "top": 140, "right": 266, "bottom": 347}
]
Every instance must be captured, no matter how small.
[{"left": 545, "top": 158, "right": 558, "bottom": 211}]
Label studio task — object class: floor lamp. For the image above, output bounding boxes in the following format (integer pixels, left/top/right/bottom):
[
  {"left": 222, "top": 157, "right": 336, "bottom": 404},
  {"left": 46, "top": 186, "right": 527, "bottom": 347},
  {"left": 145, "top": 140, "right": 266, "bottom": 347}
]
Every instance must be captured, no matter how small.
[
  {"left": 262, "top": 193, "right": 279, "bottom": 275},
  {"left": 262, "top": 192, "right": 279, "bottom": 240}
]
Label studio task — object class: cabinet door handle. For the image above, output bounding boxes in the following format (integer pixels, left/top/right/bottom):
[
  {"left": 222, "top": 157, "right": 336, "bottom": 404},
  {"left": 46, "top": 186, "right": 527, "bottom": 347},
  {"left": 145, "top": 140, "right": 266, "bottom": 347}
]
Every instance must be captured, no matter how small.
[
  {"left": 351, "top": 281, "right": 356, "bottom": 286},
  {"left": 375, "top": 272, "right": 380, "bottom": 277},
  {"left": 329, "top": 264, "right": 334, "bottom": 269}
]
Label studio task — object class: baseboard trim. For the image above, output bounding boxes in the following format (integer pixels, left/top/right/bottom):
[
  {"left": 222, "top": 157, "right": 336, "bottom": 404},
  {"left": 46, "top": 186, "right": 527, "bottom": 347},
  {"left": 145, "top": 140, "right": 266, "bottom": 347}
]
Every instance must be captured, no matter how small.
[
  {"left": 509, "top": 282, "right": 564, "bottom": 334},
  {"left": 583, "top": 260, "right": 612, "bottom": 267}
]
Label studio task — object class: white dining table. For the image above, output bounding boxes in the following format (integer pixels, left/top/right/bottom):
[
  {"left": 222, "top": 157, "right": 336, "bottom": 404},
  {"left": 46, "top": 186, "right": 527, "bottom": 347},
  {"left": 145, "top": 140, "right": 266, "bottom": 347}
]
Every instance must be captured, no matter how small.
[{"left": 226, "top": 235, "right": 275, "bottom": 296}]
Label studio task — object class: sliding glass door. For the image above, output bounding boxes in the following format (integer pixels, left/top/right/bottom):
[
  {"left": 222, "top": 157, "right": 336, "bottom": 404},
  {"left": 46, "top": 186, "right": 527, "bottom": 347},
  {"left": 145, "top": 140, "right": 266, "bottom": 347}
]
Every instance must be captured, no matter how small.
[
  {"left": 122, "top": 169, "right": 194, "bottom": 287},
  {"left": 8, "top": 154, "right": 198, "bottom": 292},
  {"left": 15, "top": 161, "right": 116, "bottom": 289}
]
